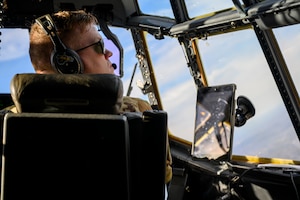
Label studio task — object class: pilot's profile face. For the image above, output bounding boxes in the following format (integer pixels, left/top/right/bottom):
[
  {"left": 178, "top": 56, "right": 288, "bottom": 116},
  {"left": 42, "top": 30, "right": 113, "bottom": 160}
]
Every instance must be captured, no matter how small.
[{"left": 72, "top": 24, "right": 115, "bottom": 74}]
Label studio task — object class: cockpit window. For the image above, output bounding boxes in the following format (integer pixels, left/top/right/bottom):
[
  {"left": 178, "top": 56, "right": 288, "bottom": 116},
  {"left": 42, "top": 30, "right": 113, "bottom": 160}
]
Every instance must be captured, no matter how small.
[
  {"left": 184, "top": 0, "right": 234, "bottom": 19},
  {"left": 0, "top": 28, "right": 34, "bottom": 93},
  {"left": 273, "top": 25, "right": 300, "bottom": 95},
  {"left": 197, "top": 27, "right": 300, "bottom": 160},
  {"left": 138, "top": 0, "right": 174, "bottom": 18}
]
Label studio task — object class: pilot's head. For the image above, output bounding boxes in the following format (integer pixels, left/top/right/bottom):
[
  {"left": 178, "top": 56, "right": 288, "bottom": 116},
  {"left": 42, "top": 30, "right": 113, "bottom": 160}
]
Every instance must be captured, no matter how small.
[{"left": 29, "top": 10, "right": 115, "bottom": 74}]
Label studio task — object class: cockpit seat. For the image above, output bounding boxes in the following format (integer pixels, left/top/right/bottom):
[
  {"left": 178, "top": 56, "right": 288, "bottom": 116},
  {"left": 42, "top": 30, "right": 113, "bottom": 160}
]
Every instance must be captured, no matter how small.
[{"left": 1, "top": 73, "right": 167, "bottom": 200}]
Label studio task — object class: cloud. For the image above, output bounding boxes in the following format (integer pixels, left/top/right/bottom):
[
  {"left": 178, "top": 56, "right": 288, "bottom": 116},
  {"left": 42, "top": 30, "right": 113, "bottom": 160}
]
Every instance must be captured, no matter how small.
[
  {"left": 162, "top": 79, "right": 197, "bottom": 141},
  {"left": 186, "top": 0, "right": 235, "bottom": 17},
  {"left": 274, "top": 26, "right": 300, "bottom": 89},
  {"left": 0, "top": 29, "right": 30, "bottom": 62}
]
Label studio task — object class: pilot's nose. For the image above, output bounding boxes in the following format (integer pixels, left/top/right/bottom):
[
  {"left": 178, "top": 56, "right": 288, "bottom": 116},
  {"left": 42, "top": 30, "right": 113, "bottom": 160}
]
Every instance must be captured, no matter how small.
[{"left": 104, "top": 49, "right": 113, "bottom": 59}]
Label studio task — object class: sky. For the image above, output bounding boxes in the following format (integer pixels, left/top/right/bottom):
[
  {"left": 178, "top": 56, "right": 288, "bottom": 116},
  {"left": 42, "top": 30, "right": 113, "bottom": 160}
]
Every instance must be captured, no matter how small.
[{"left": 1, "top": 0, "right": 300, "bottom": 160}]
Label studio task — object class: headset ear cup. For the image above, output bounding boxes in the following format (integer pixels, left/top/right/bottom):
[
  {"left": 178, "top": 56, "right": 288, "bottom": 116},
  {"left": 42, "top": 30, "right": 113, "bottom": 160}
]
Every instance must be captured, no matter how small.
[{"left": 51, "top": 49, "right": 84, "bottom": 74}]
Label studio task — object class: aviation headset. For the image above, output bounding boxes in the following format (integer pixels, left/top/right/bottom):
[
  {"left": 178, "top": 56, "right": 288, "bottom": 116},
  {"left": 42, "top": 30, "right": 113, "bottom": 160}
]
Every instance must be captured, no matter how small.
[{"left": 35, "top": 14, "right": 84, "bottom": 74}]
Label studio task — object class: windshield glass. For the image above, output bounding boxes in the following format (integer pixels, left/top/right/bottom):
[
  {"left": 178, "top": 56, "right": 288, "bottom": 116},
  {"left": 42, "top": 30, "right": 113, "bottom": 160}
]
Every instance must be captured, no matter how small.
[
  {"left": 185, "top": 0, "right": 234, "bottom": 18},
  {"left": 0, "top": 28, "right": 34, "bottom": 93},
  {"left": 197, "top": 27, "right": 300, "bottom": 160},
  {"left": 138, "top": 0, "right": 300, "bottom": 160}
]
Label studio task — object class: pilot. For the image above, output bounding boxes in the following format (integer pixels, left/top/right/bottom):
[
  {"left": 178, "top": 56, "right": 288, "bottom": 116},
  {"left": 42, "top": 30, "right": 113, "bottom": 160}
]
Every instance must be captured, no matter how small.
[{"left": 1, "top": 10, "right": 172, "bottom": 199}]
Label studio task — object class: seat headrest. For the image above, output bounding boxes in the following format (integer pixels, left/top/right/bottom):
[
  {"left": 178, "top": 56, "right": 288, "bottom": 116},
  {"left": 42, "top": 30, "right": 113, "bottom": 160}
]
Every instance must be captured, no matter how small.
[{"left": 10, "top": 73, "right": 123, "bottom": 114}]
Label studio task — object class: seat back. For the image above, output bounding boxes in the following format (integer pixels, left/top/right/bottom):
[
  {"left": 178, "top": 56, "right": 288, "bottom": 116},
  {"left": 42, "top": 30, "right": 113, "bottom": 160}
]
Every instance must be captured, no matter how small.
[
  {"left": 1, "top": 111, "right": 168, "bottom": 200},
  {"left": 1, "top": 112, "right": 131, "bottom": 200},
  {"left": 1, "top": 73, "right": 168, "bottom": 200}
]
